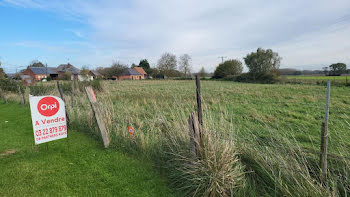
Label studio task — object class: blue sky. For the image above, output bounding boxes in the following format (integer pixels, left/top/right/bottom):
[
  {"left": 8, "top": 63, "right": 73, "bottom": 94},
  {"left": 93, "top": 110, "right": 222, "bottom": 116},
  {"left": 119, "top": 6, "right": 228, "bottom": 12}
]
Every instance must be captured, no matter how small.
[{"left": 0, "top": 0, "right": 350, "bottom": 73}]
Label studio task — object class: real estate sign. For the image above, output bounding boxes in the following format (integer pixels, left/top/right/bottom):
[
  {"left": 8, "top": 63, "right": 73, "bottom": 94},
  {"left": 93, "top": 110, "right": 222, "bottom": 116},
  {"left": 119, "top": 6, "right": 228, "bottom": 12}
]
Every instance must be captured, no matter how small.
[{"left": 29, "top": 95, "right": 67, "bottom": 144}]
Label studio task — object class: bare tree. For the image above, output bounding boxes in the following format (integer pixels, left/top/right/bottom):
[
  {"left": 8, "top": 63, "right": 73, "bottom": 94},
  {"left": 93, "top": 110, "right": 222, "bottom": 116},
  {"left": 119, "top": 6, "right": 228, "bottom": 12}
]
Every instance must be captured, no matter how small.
[
  {"left": 179, "top": 54, "right": 192, "bottom": 76},
  {"left": 157, "top": 52, "right": 177, "bottom": 76}
]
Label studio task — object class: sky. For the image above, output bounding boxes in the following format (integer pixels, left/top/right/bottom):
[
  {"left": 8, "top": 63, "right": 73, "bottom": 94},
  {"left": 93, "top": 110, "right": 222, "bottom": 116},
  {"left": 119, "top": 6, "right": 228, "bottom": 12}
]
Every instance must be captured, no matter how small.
[{"left": 0, "top": 0, "right": 349, "bottom": 73}]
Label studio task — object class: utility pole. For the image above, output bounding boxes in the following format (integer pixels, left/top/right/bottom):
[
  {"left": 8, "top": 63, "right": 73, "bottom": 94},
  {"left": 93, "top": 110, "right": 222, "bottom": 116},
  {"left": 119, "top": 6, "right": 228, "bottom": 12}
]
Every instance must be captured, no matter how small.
[{"left": 218, "top": 56, "right": 226, "bottom": 64}]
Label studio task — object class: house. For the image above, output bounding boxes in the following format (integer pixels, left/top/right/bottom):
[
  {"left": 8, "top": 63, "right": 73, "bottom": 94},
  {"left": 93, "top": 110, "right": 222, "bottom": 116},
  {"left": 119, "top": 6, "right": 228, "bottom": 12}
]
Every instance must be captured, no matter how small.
[
  {"left": 88, "top": 70, "right": 103, "bottom": 80},
  {"left": 116, "top": 68, "right": 143, "bottom": 80},
  {"left": 21, "top": 75, "right": 34, "bottom": 85},
  {"left": 22, "top": 67, "right": 58, "bottom": 81},
  {"left": 132, "top": 67, "right": 147, "bottom": 78},
  {"left": 57, "top": 63, "right": 81, "bottom": 80}
]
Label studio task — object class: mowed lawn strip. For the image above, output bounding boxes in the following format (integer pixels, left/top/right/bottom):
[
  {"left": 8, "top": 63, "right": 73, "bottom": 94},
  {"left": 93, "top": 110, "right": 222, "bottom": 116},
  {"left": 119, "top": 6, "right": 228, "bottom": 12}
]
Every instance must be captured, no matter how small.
[{"left": 0, "top": 103, "right": 177, "bottom": 197}]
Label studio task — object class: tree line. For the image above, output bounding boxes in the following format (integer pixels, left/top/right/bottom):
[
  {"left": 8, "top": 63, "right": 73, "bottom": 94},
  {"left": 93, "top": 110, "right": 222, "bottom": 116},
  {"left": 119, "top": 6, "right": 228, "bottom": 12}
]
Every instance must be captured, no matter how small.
[
  {"left": 212, "top": 48, "right": 281, "bottom": 83},
  {"left": 1, "top": 49, "right": 347, "bottom": 82},
  {"left": 212, "top": 48, "right": 348, "bottom": 83},
  {"left": 97, "top": 53, "right": 209, "bottom": 79}
]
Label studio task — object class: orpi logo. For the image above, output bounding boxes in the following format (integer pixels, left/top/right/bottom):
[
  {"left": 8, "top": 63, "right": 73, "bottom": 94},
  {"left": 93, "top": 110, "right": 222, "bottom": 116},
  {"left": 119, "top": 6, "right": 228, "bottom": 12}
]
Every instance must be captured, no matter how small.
[{"left": 37, "top": 97, "right": 60, "bottom": 117}]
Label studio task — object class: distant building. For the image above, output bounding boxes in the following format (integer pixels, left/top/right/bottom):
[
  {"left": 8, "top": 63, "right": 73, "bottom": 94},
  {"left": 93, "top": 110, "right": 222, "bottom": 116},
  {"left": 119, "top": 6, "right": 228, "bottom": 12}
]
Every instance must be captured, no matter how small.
[
  {"left": 57, "top": 63, "right": 81, "bottom": 80},
  {"left": 23, "top": 67, "right": 58, "bottom": 82},
  {"left": 132, "top": 67, "right": 147, "bottom": 78},
  {"left": 117, "top": 68, "right": 144, "bottom": 80},
  {"left": 88, "top": 70, "right": 103, "bottom": 80},
  {"left": 21, "top": 75, "right": 34, "bottom": 85}
]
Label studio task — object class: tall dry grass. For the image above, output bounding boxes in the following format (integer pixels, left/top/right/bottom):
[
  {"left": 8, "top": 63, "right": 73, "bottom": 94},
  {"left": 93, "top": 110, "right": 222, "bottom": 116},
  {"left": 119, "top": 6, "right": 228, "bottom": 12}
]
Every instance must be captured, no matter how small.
[{"left": 1, "top": 80, "right": 349, "bottom": 196}]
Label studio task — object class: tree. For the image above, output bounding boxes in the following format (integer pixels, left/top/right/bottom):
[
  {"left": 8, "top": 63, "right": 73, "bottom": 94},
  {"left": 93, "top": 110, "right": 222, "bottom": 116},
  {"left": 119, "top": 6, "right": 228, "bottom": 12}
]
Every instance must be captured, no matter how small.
[
  {"left": 213, "top": 59, "right": 243, "bottom": 78},
  {"left": 28, "top": 60, "right": 45, "bottom": 67},
  {"left": 329, "top": 63, "right": 347, "bottom": 76},
  {"left": 199, "top": 67, "right": 207, "bottom": 77},
  {"left": 244, "top": 48, "right": 281, "bottom": 79},
  {"left": 178, "top": 54, "right": 192, "bottom": 76},
  {"left": 80, "top": 66, "right": 89, "bottom": 75},
  {"left": 322, "top": 67, "right": 329, "bottom": 75},
  {"left": 0, "top": 60, "right": 5, "bottom": 79},
  {"left": 97, "top": 62, "right": 128, "bottom": 78},
  {"left": 131, "top": 63, "right": 137, "bottom": 68},
  {"left": 157, "top": 52, "right": 177, "bottom": 77},
  {"left": 139, "top": 59, "right": 150, "bottom": 71}
]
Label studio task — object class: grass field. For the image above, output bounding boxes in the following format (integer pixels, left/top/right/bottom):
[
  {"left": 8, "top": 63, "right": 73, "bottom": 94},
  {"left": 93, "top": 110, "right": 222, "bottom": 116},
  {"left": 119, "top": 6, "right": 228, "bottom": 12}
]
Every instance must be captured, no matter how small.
[
  {"left": 1, "top": 80, "right": 350, "bottom": 196},
  {"left": 106, "top": 80, "right": 350, "bottom": 154},
  {"left": 0, "top": 103, "right": 177, "bottom": 196},
  {"left": 286, "top": 75, "right": 349, "bottom": 80}
]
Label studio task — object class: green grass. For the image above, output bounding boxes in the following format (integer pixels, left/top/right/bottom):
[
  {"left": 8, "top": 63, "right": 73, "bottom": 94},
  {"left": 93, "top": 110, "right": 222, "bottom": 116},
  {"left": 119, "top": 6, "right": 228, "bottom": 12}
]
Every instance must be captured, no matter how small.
[
  {"left": 98, "top": 80, "right": 350, "bottom": 196},
  {"left": 285, "top": 75, "right": 348, "bottom": 80},
  {"left": 0, "top": 102, "right": 177, "bottom": 197},
  {"left": 2, "top": 80, "right": 350, "bottom": 196},
  {"left": 285, "top": 75, "right": 349, "bottom": 84},
  {"left": 106, "top": 80, "right": 350, "bottom": 156}
]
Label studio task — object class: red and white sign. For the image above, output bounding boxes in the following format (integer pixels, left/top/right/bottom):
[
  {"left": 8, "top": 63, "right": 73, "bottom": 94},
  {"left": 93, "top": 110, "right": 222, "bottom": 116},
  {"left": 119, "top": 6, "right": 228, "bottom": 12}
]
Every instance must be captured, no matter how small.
[
  {"left": 29, "top": 95, "right": 67, "bottom": 144},
  {"left": 128, "top": 126, "right": 135, "bottom": 137}
]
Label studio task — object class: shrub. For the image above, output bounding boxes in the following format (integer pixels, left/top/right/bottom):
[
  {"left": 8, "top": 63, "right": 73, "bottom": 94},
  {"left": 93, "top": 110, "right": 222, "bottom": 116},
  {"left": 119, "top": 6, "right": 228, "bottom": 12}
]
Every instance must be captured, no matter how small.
[
  {"left": 213, "top": 59, "right": 243, "bottom": 78},
  {"left": 0, "top": 79, "right": 24, "bottom": 93},
  {"left": 235, "top": 72, "right": 280, "bottom": 84},
  {"left": 29, "top": 83, "right": 56, "bottom": 96},
  {"left": 81, "top": 80, "right": 103, "bottom": 91}
]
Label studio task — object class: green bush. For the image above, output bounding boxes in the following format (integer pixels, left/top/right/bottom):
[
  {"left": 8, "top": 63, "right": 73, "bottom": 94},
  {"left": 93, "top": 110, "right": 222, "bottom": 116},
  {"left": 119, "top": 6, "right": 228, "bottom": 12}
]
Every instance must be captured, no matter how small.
[
  {"left": 76, "top": 80, "right": 103, "bottom": 92},
  {"left": 213, "top": 59, "right": 243, "bottom": 78},
  {"left": 173, "top": 77, "right": 193, "bottom": 80},
  {"left": 29, "top": 83, "right": 56, "bottom": 96},
  {"left": 0, "top": 79, "right": 24, "bottom": 93},
  {"left": 235, "top": 72, "right": 280, "bottom": 84}
]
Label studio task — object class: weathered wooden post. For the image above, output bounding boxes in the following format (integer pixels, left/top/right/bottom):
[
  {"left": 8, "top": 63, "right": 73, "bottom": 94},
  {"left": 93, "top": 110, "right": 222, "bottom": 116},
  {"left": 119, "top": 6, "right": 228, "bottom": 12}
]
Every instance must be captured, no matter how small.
[
  {"left": 196, "top": 74, "right": 204, "bottom": 145},
  {"left": 57, "top": 81, "right": 70, "bottom": 123},
  {"left": 196, "top": 75, "right": 203, "bottom": 126},
  {"left": 17, "top": 85, "right": 25, "bottom": 105},
  {"left": 85, "top": 86, "right": 110, "bottom": 148},
  {"left": 320, "top": 80, "right": 330, "bottom": 182},
  {"left": 188, "top": 112, "right": 201, "bottom": 156},
  {"left": 187, "top": 75, "right": 205, "bottom": 157},
  {"left": 57, "top": 81, "right": 70, "bottom": 150}
]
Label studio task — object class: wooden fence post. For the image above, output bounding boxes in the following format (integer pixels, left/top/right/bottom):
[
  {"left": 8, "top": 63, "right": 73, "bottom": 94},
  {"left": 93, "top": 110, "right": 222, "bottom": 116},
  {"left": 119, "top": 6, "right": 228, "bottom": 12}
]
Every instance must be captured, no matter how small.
[
  {"left": 195, "top": 74, "right": 204, "bottom": 146},
  {"left": 188, "top": 112, "right": 201, "bottom": 156},
  {"left": 187, "top": 75, "right": 205, "bottom": 158},
  {"left": 196, "top": 75, "right": 203, "bottom": 126},
  {"left": 57, "top": 81, "right": 70, "bottom": 150},
  {"left": 346, "top": 76, "right": 348, "bottom": 85},
  {"left": 17, "top": 85, "right": 25, "bottom": 105},
  {"left": 85, "top": 86, "right": 110, "bottom": 148},
  {"left": 57, "top": 81, "right": 70, "bottom": 123},
  {"left": 320, "top": 80, "right": 330, "bottom": 182}
]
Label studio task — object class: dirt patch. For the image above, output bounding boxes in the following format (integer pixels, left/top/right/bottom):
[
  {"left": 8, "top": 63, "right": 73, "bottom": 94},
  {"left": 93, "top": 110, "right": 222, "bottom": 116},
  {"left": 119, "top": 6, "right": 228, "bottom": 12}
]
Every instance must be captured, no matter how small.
[{"left": 0, "top": 149, "right": 17, "bottom": 157}]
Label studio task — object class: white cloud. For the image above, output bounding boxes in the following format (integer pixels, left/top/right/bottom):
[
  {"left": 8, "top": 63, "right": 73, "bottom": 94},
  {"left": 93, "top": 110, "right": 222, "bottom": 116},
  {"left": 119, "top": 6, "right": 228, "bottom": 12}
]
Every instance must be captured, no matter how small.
[{"left": 2, "top": 0, "right": 350, "bottom": 71}]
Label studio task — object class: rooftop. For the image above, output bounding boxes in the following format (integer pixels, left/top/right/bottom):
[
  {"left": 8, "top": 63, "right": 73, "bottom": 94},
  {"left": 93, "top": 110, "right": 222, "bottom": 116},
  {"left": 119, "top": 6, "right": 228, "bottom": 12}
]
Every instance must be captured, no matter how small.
[{"left": 29, "top": 67, "right": 57, "bottom": 75}]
